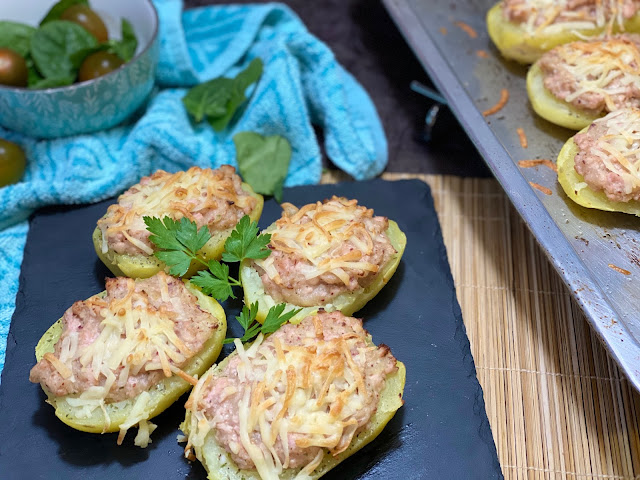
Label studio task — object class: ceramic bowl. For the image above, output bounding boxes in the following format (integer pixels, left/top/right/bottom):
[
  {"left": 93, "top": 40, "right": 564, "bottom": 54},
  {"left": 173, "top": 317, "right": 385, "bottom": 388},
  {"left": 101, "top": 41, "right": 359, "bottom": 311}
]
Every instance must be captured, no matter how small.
[{"left": 0, "top": 0, "right": 158, "bottom": 138}]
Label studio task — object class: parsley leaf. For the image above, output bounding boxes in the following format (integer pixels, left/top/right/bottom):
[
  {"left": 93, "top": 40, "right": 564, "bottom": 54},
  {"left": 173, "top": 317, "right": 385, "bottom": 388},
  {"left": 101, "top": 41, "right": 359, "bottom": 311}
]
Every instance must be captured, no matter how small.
[
  {"left": 143, "top": 213, "right": 272, "bottom": 302},
  {"left": 183, "top": 58, "right": 263, "bottom": 130},
  {"left": 222, "top": 216, "right": 271, "bottom": 263},
  {"left": 190, "top": 261, "right": 237, "bottom": 303},
  {"left": 155, "top": 250, "right": 193, "bottom": 277},
  {"left": 144, "top": 216, "right": 212, "bottom": 276},
  {"left": 225, "top": 302, "right": 301, "bottom": 344},
  {"left": 261, "top": 304, "right": 301, "bottom": 335},
  {"left": 175, "top": 217, "right": 211, "bottom": 254},
  {"left": 234, "top": 132, "right": 292, "bottom": 203}
]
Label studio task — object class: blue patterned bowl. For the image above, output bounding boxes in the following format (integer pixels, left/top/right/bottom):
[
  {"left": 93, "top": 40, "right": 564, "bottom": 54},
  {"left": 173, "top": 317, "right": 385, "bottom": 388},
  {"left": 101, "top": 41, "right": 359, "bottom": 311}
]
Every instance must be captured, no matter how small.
[{"left": 0, "top": 0, "right": 158, "bottom": 139}]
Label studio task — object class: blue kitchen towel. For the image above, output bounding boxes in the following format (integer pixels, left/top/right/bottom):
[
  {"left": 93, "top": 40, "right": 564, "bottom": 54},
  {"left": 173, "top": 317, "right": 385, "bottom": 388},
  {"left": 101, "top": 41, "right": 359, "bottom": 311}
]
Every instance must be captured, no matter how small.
[{"left": 0, "top": 0, "right": 387, "bottom": 378}]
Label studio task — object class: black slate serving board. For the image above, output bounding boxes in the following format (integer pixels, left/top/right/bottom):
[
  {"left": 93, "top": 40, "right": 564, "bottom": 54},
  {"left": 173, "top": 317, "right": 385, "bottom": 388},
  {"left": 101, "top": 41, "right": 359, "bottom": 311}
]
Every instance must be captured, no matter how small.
[{"left": 0, "top": 179, "right": 502, "bottom": 479}]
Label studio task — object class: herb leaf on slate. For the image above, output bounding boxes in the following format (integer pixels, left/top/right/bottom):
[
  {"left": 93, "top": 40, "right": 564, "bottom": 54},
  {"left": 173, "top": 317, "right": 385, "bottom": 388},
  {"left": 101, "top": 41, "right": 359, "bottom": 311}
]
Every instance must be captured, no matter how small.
[{"left": 234, "top": 132, "right": 292, "bottom": 203}]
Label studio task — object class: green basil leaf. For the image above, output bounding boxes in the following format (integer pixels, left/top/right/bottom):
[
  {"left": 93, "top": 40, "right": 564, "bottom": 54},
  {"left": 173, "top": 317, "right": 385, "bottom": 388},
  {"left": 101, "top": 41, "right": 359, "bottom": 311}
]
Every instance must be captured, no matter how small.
[
  {"left": 28, "top": 75, "right": 75, "bottom": 89},
  {"left": 0, "top": 22, "right": 36, "bottom": 58},
  {"left": 183, "top": 77, "right": 234, "bottom": 123},
  {"left": 182, "top": 58, "right": 263, "bottom": 129},
  {"left": 27, "top": 65, "right": 44, "bottom": 87},
  {"left": 108, "top": 19, "right": 137, "bottom": 62},
  {"left": 40, "top": 0, "right": 88, "bottom": 25},
  {"left": 233, "top": 132, "right": 292, "bottom": 202},
  {"left": 31, "top": 20, "right": 97, "bottom": 79},
  {"left": 208, "top": 58, "right": 263, "bottom": 131}
]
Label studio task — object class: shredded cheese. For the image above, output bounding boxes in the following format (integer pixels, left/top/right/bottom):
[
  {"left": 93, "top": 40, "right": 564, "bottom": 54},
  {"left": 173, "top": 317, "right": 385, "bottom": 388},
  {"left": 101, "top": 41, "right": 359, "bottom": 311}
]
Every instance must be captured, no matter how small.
[
  {"left": 581, "top": 109, "right": 640, "bottom": 195},
  {"left": 97, "top": 165, "right": 255, "bottom": 255},
  {"left": 503, "top": 0, "right": 633, "bottom": 35},
  {"left": 256, "top": 197, "right": 388, "bottom": 289},
  {"left": 546, "top": 37, "right": 640, "bottom": 113},
  {"left": 43, "top": 272, "right": 202, "bottom": 446},
  {"left": 185, "top": 316, "right": 389, "bottom": 479}
]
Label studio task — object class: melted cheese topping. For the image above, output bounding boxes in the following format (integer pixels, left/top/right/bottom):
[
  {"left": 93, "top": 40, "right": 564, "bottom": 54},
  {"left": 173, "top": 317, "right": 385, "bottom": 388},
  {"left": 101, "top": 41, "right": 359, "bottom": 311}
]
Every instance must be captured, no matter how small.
[
  {"left": 185, "top": 317, "right": 378, "bottom": 479},
  {"left": 506, "top": 0, "right": 629, "bottom": 34},
  {"left": 583, "top": 108, "right": 640, "bottom": 192},
  {"left": 44, "top": 273, "right": 200, "bottom": 446},
  {"left": 255, "top": 197, "right": 382, "bottom": 288},
  {"left": 551, "top": 37, "right": 640, "bottom": 110},
  {"left": 98, "top": 166, "right": 254, "bottom": 255}
]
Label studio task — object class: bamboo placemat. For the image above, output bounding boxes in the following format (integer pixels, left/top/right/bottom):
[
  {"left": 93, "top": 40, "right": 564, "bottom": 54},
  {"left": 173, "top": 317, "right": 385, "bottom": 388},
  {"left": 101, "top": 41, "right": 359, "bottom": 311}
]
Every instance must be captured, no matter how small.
[{"left": 323, "top": 171, "right": 640, "bottom": 480}]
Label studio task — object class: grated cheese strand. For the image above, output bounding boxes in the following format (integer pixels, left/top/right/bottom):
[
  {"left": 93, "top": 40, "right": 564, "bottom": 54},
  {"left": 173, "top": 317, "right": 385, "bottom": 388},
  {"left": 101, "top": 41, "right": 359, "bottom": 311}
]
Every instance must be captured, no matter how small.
[
  {"left": 48, "top": 273, "right": 206, "bottom": 447},
  {"left": 255, "top": 197, "right": 385, "bottom": 289},
  {"left": 548, "top": 37, "right": 640, "bottom": 114},
  {"left": 585, "top": 109, "right": 640, "bottom": 193},
  {"left": 504, "top": 0, "right": 633, "bottom": 35},
  {"left": 97, "top": 166, "right": 256, "bottom": 256},
  {"left": 186, "top": 323, "right": 381, "bottom": 479}
]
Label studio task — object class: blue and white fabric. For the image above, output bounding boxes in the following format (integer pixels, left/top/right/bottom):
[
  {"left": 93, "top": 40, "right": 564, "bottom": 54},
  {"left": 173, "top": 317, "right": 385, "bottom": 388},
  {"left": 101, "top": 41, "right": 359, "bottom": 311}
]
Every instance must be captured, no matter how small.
[{"left": 0, "top": 0, "right": 387, "bottom": 378}]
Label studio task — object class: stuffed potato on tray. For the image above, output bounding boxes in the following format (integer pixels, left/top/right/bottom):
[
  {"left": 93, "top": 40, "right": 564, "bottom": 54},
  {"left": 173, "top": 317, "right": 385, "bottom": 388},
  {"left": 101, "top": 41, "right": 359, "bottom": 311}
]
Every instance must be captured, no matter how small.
[{"left": 383, "top": 0, "right": 640, "bottom": 392}]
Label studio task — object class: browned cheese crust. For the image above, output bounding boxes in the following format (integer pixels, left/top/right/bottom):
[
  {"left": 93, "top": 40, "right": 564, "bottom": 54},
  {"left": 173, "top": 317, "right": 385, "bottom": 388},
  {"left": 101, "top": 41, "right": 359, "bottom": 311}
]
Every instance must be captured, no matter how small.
[
  {"left": 539, "top": 34, "right": 640, "bottom": 114},
  {"left": 29, "top": 272, "right": 218, "bottom": 403},
  {"left": 187, "top": 311, "right": 397, "bottom": 472},
  {"left": 97, "top": 165, "right": 257, "bottom": 257},
  {"left": 252, "top": 197, "right": 396, "bottom": 307}
]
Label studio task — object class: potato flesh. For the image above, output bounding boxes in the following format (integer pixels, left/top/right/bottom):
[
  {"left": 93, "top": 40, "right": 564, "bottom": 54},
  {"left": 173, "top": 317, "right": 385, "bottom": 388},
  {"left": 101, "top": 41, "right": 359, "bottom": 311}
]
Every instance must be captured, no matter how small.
[
  {"left": 239, "top": 220, "right": 407, "bottom": 324},
  {"left": 557, "top": 133, "right": 640, "bottom": 215},
  {"left": 93, "top": 184, "right": 264, "bottom": 279},
  {"left": 526, "top": 62, "right": 601, "bottom": 130},
  {"left": 34, "top": 283, "right": 227, "bottom": 434},
  {"left": 487, "top": 3, "right": 640, "bottom": 64}
]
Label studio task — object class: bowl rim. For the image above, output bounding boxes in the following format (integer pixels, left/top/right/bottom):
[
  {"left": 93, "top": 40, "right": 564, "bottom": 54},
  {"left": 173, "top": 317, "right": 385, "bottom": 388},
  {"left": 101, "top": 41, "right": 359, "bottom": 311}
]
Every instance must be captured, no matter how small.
[{"left": 0, "top": 0, "right": 159, "bottom": 94}]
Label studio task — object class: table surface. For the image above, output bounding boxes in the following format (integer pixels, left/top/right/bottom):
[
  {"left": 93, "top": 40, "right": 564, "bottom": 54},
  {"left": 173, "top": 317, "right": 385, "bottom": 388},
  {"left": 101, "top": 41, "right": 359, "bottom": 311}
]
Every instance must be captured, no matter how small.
[{"left": 187, "top": 2, "right": 640, "bottom": 478}]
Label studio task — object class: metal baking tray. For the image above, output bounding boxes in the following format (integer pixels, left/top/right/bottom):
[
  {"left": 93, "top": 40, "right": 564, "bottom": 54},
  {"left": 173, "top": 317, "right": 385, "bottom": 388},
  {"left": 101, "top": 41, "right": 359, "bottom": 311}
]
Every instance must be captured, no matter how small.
[{"left": 383, "top": 0, "right": 640, "bottom": 390}]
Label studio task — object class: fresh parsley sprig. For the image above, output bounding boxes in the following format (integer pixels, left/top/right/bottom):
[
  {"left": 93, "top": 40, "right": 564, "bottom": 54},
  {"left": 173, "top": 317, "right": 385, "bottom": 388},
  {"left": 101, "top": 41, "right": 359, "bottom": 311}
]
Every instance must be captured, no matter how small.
[
  {"left": 224, "top": 302, "right": 301, "bottom": 344},
  {"left": 143, "top": 214, "right": 271, "bottom": 302}
]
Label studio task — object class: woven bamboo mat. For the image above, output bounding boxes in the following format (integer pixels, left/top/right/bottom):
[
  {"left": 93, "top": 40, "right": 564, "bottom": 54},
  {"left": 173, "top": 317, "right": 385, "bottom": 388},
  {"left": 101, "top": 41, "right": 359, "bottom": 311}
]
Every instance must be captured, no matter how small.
[{"left": 323, "top": 171, "right": 640, "bottom": 480}]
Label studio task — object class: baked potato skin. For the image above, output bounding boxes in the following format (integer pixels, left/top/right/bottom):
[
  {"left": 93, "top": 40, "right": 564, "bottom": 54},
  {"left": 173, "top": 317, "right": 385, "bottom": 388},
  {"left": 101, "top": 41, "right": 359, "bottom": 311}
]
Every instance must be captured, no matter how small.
[
  {"left": 487, "top": 3, "right": 640, "bottom": 64},
  {"left": 239, "top": 220, "right": 407, "bottom": 325},
  {"left": 33, "top": 283, "right": 227, "bottom": 434},
  {"left": 557, "top": 133, "right": 640, "bottom": 215},
  {"left": 181, "top": 354, "right": 406, "bottom": 480},
  {"left": 526, "top": 62, "right": 601, "bottom": 130},
  {"left": 93, "top": 183, "right": 264, "bottom": 279}
]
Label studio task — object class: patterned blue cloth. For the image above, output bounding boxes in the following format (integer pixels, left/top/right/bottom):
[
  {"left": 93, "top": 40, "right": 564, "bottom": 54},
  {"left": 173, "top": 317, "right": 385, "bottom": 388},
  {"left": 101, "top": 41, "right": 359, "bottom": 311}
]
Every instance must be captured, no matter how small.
[{"left": 0, "top": 0, "right": 387, "bottom": 379}]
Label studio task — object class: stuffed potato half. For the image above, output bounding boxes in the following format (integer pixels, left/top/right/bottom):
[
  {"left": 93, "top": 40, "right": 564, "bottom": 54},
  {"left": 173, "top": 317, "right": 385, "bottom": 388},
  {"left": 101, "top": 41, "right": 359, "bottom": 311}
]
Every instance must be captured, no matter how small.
[
  {"left": 526, "top": 62, "right": 601, "bottom": 130},
  {"left": 180, "top": 312, "right": 406, "bottom": 480},
  {"left": 487, "top": 2, "right": 640, "bottom": 64},
  {"left": 240, "top": 219, "right": 406, "bottom": 325},
  {"left": 93, "top": 166, "right": 264, "bottom": 279},
  {"left": 31, "top": 277, "right": 227, "bottom": 440},
  {"left": 557, "top": 128, "right": 640, "bottom": 216}
]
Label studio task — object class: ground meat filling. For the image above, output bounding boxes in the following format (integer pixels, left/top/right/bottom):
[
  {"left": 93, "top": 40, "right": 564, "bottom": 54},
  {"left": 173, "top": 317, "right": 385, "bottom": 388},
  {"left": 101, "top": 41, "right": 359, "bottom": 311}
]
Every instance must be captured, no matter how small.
[
  {"left": 503, "top": 0, "right": 638, "bottom": 29},
  {"left": 573, "top": 109, "right": 640, "bottom": 202},
  {"left": 192, "top": 312, "right": 398, "bottom": 472},
  {"left": 98, "top": 165, "right": 257, "bottom": 257},
  {"left": 252, "top": 197, "right": 396, "bottom": 307},
  {"left": 539, "top": 35, "right": 640, "bottom": 114},
  {"left": 29, "top": 272, "right": 218, "bottom": 403}
]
